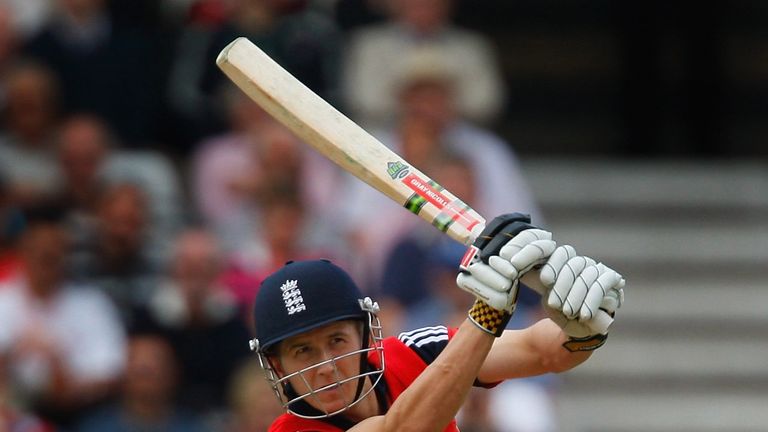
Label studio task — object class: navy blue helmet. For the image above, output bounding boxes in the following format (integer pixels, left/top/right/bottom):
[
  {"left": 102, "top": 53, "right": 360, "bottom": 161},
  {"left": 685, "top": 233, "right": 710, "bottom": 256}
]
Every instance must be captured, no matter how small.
[{"left": 250, "top": 259, "right": 384, "bottom": 419}]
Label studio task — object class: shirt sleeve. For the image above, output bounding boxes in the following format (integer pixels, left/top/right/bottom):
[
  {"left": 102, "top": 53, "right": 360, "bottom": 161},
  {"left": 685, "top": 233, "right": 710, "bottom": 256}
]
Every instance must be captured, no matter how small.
[
  {"left": 398, "top": 325, "right": 500, "bottom": 388},
  {"left": 397, "top": 325, "right": 456, "bottom": 365}
]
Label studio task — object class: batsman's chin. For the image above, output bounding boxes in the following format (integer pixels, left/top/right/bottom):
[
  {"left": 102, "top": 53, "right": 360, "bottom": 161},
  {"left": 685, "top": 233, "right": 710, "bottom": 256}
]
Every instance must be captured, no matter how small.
[{"left": 310, "top": 384, "right": 351, "bottom": 413}]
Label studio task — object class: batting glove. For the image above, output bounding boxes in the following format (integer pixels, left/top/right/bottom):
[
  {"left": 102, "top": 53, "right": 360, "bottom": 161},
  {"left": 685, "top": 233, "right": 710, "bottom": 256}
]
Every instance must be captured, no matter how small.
[
  {"left": 457, "top": 214, "right": 556, "bottom": 336},
  {"left": 540, "top": 245, "right": 626, "bottom": 351}
]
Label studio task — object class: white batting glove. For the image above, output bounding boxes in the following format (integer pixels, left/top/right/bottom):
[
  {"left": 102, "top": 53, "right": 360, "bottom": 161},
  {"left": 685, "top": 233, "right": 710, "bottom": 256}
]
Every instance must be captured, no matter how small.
[
  {"left": 540, "top": 245, "right": 626, "bottom": 351},
  {"left": 457, "top": 229, "right": 557, "bottom": 313}
]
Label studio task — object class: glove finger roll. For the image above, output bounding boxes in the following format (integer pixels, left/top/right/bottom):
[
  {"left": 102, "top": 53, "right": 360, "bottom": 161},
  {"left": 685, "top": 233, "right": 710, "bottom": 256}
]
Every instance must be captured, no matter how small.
[
  {"left": 579, "top": 265, "right": 618, "bottom": 321},
  {"left": 456, "top": 273, "right": 511, "bottom": 311},
  {"left": 540, "top": 245, "right": 577, "bottom": 287},
  {"left": 584, "top": 310, "right": 614, "bottom": 335},
  {"left": 564, "top": 264, "right": 600, "bottom": 319},
  {"left": 467, "top": 263, "right": 511, "bottom": 292},
  {"left": 498, "top": 229, "right": 552, "bottom": 260},
  {"left": 488, "top": 255, "right": 518, "bottom": 280},
  {"left": 547, "top": 255, "right": 595, "bottom": 310},
  {"left": 508, "top": 240, "right": 557, "bottom": 272}
]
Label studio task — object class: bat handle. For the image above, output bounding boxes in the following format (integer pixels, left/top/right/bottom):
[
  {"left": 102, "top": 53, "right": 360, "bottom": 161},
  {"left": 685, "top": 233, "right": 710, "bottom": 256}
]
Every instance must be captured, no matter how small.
[{"left": 519, "top": 270, "right": 547, "bottom": 297}]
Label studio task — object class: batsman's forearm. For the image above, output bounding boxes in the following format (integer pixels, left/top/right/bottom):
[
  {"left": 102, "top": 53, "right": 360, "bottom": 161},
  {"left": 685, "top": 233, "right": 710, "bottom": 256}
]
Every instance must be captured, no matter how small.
[
  {"left": 478, "top": 319, "right": 592, "bottom": 383},
  {"left": 380, "top": 319, "right": 494, "bottom": 432}
]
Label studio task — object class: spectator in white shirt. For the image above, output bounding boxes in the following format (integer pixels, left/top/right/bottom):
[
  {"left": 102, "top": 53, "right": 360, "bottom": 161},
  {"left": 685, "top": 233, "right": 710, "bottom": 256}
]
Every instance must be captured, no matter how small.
[{"left": 0, "top": 205, "right": 126, "bottom": 426}]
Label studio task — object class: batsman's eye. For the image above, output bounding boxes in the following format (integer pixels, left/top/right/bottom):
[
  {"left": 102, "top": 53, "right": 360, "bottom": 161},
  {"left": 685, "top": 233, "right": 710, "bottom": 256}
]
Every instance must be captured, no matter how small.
[{"left": 293, "top": 346, "right": 311, "bottom": 358}]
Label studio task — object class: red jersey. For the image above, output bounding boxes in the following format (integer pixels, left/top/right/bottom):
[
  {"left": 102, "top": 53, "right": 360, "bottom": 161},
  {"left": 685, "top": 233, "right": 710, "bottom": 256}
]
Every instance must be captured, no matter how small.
[{"left": 269, "top": 326, "right": 461, "bottom": 432}]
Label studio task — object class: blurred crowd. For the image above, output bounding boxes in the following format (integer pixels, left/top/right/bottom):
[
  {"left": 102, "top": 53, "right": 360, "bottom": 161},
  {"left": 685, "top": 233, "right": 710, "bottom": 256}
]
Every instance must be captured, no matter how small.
[{"left": 0, "top": 0, "right": 556, "bottom": 431}]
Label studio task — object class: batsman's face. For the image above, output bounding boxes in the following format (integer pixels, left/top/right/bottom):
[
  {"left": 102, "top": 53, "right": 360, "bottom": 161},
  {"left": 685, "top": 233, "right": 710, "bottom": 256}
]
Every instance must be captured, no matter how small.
[{"left": 276, "top": 320, "right": 365, "bottom": 414}]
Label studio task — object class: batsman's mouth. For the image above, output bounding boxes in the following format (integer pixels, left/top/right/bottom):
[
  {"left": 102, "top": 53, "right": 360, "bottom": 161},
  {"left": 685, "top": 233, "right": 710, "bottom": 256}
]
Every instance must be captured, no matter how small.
[{"left": 318, "top": 382, "right": 342, "bottom": 393}]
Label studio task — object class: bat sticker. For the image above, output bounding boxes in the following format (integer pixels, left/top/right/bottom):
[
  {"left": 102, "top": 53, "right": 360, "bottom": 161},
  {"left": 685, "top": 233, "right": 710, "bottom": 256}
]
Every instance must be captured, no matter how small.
[
  {"left": 402, "top": 173, "right": 450, "bottom": 209},
  {"left": 387, "top": 161, "right": 410, "bottom": 179},
  {"left": 459, "top": 245, "right": 479, "bottom": 271},
  {"left": 433, "top": 202, "right": 471, "bottom": 232}
]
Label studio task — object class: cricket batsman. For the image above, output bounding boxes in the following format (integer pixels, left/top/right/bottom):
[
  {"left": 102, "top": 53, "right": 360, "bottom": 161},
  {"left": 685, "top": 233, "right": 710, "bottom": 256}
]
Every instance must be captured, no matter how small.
[{"left": 250, "top": 214, "right": 626, "bottom": 431}]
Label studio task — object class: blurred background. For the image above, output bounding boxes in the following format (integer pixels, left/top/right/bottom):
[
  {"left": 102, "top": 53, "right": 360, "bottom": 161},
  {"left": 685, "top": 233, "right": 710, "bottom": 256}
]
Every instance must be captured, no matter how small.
[{"left": 0, "top": 0, "right": 766, "bottom": 431}]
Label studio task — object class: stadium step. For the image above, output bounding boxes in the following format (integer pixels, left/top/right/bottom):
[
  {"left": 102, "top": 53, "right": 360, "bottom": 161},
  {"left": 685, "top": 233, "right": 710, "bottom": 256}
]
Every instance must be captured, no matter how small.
[{"left": 517, "top": 158, "right": 768, "bottom": 431}]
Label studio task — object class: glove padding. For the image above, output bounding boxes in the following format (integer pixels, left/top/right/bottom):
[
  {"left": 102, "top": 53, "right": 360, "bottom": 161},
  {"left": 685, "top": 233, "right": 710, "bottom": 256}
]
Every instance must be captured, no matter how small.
[
  {"left": 541, "top": 245, "right": 626, "bottom": 342},
  {"left": 457, "top": 228, "right": 556, "bottom": 312}
]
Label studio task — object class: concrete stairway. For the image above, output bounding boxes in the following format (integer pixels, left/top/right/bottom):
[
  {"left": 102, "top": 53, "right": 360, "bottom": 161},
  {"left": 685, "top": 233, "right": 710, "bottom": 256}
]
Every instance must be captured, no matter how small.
[{"left": 520, "top": 158, "right": 768, "bottom": 432}]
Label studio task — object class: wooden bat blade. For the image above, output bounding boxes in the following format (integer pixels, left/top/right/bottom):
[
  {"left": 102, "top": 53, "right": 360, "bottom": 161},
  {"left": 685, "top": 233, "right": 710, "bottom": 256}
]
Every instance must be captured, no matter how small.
[{"left": 216, "top": 37, "right": 485, "bottom": 245}]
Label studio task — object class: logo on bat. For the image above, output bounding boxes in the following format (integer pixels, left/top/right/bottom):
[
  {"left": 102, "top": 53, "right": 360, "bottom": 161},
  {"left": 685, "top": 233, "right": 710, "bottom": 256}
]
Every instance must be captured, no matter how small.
[{"left": 387, "top": 161, "right": 409, "bottom": 179}]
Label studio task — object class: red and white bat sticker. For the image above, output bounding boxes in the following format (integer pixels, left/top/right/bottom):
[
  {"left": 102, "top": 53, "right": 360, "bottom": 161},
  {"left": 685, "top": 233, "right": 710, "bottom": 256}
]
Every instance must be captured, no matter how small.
[
  {"left": 442, "top": 201, "right": 482, "bottom": 232},
  {"left": 402, "top": 173, "right": 482, "bottom": 228},
  {"left": 402, "top": 173, "right": 451, "bottom": 209},
  {"left": 459, "top": 245, "right": 479, "bottom": 271}
]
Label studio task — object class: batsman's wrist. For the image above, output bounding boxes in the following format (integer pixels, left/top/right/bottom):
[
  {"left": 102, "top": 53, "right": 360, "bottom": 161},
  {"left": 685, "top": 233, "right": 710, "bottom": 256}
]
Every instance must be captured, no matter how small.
[{"left": 467, "top": 299, "right": 512, "bottom": 337}]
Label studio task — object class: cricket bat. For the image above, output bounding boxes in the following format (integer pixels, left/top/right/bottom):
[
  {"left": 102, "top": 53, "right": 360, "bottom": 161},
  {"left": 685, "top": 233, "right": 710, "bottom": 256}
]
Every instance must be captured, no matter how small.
[{"left": 215, "top": 37, "right": 612, "bottom": 331}]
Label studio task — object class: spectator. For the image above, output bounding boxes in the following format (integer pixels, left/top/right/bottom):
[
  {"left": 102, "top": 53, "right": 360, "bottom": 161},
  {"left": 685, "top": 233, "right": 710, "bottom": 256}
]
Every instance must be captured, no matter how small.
[
  {"left": 221, "top": 190, "right": 339, "bottom": 315},
  {"left": 139, "top": 228, "right": 251, "bottom": 417},
  {"left": 201, "top": 0, "right": 343, "bottom": 108},
  {"left": 190, "top": 92, "right": 283, "bottom": 233},
  {"left": 225, "top": 360, "right": 284, "bottom": 432},
  {"left": 22, "top": 0, "right": 165, "bottom": 145},
  {"left": 163, "top": 0, "right": 236, "bottom": 149},
  {"left": 0, "top": 205, "right": 126, "bottom": 427},
  {"left": 342, "top": 0, "right": 506, "bottom": 128},
  {"left": 68, "top": 183, "right": 162, "bottom": 328},
  {"left": 168, "top": 0, "right": 342, "bottom": 147},
  {"left": 54, "top": 114, "right": 183, "bottom": 263},
  {"left": 75, "top": 334, "right": 208, "bottom": 432},
  {"left": 57, "top": 117, "right": 109, "bottom": 220},
  {"left": 0, "top": 61, "right": 60, "bottom": 207},
  {"left": 190, "top": 87, "right": 341, "bottom": 253}
]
